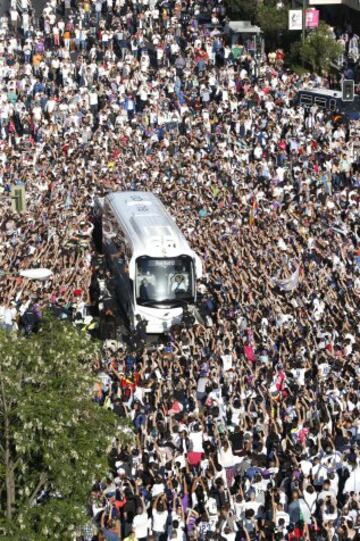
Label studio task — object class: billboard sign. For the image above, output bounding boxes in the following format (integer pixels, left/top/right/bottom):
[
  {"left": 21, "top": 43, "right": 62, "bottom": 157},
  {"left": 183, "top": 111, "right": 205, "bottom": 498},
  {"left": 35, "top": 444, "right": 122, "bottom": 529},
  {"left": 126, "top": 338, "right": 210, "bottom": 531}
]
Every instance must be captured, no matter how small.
[
  {"left": 306, "top": 9, "right": 319, "bottom": 28},
  {"left": 289, "top": 9, "right": 303, "bottom": 30}
]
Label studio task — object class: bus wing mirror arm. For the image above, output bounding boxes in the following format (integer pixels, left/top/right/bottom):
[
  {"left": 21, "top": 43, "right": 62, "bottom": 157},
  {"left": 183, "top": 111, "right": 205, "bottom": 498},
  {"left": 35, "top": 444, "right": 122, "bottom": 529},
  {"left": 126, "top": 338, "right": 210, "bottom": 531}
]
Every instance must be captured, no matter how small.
[
  {"left": 129, "top": 258, "right": 136, "bottom": 280},
  {"left": 195, "top": 254, "right": 202, "bottom": 279}
]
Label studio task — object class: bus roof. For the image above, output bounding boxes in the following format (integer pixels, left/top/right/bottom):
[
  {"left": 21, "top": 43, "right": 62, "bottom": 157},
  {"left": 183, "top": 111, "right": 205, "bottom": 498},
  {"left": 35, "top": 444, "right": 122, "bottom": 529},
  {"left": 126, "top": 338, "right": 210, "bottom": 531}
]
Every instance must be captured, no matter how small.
[
  {"left": 298, "top": 87, "right": 342, "bottom": 99},
  {"left": 106, "top": 191, "right": 195, "bottom": 259}
]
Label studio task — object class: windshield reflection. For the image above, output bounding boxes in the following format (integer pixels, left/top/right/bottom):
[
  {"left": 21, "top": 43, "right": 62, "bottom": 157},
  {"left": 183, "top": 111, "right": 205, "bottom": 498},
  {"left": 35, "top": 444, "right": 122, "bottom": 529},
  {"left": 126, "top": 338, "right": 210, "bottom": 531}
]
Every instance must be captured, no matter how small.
[{"left": 136, "top": 257, "right": 194, "bottom": 306}]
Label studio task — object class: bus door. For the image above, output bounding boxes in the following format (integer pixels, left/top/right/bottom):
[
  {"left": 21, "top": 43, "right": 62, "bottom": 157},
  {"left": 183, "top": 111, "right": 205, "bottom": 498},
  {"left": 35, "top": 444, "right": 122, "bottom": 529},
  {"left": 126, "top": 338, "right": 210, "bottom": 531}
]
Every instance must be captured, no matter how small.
[
  {"left": 111, "top": 233, "right": 132, "bottom": 308},
  {"left": 92, "top": 198, "right": 104, "bottom": 253},
  {"left": 103, "top": 208, "right": 133, "bottom": 316}
]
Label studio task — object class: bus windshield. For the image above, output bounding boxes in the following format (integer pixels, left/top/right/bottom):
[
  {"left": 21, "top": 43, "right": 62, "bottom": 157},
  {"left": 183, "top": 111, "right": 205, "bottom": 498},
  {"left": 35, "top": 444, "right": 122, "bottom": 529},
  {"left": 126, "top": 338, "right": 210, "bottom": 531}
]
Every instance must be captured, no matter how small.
[{"left": 136, "top": 256, "right": 194, "bottom": 306}]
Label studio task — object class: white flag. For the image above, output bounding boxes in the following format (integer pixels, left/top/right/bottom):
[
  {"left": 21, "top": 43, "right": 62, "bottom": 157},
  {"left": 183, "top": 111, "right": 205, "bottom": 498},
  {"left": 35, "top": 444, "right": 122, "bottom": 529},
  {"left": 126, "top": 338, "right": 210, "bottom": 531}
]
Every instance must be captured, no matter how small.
[{"left": 273, "top": 266, "right": 300, "bottom": 292}]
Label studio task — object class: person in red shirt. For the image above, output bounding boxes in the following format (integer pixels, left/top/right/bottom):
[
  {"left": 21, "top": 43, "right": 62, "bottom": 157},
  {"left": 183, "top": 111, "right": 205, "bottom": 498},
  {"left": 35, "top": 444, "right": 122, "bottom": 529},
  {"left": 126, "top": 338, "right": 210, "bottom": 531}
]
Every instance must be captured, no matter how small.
[{"left": 288, "top": 521, "right": 306, "bottom": 540}]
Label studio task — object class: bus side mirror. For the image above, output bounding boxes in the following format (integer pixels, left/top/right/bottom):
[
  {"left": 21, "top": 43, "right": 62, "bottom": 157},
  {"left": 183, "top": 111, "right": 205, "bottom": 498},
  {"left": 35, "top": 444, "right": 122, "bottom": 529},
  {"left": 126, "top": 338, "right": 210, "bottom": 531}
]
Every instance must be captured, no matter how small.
[
  {"left": 342, "top": 80, "right": 354, "bottom": 102},
  {"left": 129, "top": 258, "right": 136, "bottom": 280},
  {"left": 194, "top": 255, "right": 202, "bottom": 279},
  {"left": 93, "top": 197, "right": 104, "bottom": 217}
]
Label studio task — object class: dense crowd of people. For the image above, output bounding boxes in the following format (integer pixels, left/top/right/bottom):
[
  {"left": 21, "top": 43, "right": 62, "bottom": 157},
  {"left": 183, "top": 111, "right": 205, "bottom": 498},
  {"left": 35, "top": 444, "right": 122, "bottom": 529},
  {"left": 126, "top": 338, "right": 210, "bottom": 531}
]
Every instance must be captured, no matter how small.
[
  {"left": 0, "top": 0, "right": 359, "bottom": 540},
  {"left": 333, "top": 23, "right": 359, "bottom": 67}
]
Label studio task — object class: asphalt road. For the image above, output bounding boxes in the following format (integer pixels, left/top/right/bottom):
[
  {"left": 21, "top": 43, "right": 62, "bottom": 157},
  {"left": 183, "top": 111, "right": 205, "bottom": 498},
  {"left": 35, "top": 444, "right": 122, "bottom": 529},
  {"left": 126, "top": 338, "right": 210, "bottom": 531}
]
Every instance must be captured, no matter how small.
[{"left": 0, "top": 0, "right": 48, "bottom": 17}]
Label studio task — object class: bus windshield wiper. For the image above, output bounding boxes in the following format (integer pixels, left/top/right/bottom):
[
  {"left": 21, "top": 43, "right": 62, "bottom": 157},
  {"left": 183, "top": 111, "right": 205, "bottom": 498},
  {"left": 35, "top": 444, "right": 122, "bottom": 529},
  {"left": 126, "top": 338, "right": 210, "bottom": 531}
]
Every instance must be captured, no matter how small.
[
  {"left": 137, "top": 297, "right": 194, "bottom": 307},
  {"left": 155, "top": 297, "right": 193, "bottom": 305},
  {"left": 137, "top": 300, "right": 158, "bottom": 307}
]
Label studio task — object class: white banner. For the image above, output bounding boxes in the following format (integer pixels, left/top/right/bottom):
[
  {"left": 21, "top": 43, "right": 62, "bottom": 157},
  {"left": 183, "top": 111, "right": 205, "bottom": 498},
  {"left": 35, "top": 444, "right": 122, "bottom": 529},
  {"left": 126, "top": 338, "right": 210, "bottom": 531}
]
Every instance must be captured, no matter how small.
[
  {"left": 19, "top": 268, "right": 53, "bottom": 281},
  {"left": 289, "top": 10, "right": 303, "bottom": 31}
]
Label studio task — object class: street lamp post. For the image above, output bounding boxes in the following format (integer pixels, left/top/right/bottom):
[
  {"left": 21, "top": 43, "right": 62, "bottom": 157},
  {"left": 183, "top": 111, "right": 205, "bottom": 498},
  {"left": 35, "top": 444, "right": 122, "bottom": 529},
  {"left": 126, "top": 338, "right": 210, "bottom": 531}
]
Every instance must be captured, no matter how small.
[{"left": 302, "top": 0, "right": 307, "bottom": 43}]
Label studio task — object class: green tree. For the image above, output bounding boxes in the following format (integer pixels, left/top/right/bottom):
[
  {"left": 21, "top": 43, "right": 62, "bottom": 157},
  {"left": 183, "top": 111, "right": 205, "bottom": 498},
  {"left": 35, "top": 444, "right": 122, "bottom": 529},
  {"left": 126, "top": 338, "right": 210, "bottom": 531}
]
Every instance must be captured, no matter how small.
[
  {"left": 224, "top": 0, "right": 258, "bottom": 21},
  {"left": 255, "top": 1, "right": 288, "bottom": 47},
  {"left": 0, "top": 316, "right": 133, "bottom": 540},
  {"left": 298, "top": 22, "right": 344, "bottom": 74}
]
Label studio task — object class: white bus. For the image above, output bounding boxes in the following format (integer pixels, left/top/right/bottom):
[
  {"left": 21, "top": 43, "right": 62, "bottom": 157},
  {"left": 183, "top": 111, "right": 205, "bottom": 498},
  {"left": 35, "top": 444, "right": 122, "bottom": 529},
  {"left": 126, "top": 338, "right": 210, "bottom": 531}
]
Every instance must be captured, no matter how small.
[{"left": 98, "top": 192, "right": 202, "bottom": 333}]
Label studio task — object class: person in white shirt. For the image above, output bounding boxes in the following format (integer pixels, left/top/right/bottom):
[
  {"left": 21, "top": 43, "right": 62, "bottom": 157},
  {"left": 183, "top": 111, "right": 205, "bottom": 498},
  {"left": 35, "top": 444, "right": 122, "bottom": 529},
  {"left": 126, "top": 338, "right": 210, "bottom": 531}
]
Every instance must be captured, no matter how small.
[
  {"left": 220, "top": 348, "right": 233, "bottom": 372},
  {"left": 311, "top": 457, "right": 329, "bottom": 488},
  {"left": 188, "top": 423, "right": 204, "bottom": 454},
  {"left": 152, "top": 495, "right": 168, "bottom": 540},
  {"left": 343, "top": 460, "right": 360, "bottom": 494},
  {"left": 9, "top": 8, "right": 18, "bottom": 30},
  {"left": 168, "top": 518, "right": 186, "bottom": 541},
  {"left": 300, "top": 458, "right": 313, "bottom": 478},
  {"left": 3, "top": 302, "right": 17, "bottom": 331},
  {"left": 303, "top": 483, "right": 318, "bottom": 515},
  {"left": 273, "top": 503, "right": 290, "bottom": 529},
  {"left": 132, "top": 505, "right": 151, "bottom": 541},
  {"left": 243, "top": 492, "right": 261, "bottom": 516},
  {"left": 89, "top": 88, "right": 98, "bottom": 115},
  {"left": 221, "top": 525, "right": 237, "bottom": 541},
  {"left": 251, "top": 473, "right": 270, "bottom": 505}
]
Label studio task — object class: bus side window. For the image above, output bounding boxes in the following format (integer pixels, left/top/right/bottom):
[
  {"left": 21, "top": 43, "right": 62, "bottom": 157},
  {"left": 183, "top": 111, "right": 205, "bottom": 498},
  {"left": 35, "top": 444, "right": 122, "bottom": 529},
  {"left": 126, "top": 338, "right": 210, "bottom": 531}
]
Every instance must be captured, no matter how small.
[
  {"left": 103, "top": 206, "right": 115, "bottom": 242},
  {"left": 118, "top": 241, "right": 127, "bottom": 262},
  {"left": 329, "top": 99, "right": 337, "bottom": 111},
  {"left": 104, "top": 207, "right": 118, "bottom": 240},
  {"left": 123, "top": 243, "right": 132, "bottom": 276},
  {"left": 106, "top": 215, "right": 126, "bottom": 266},
  {"left": 300, "top": 94, "right": 313, "bottom": 107},
  {"left": 314, "top": 96, "right": 327, "bottom": 108}
]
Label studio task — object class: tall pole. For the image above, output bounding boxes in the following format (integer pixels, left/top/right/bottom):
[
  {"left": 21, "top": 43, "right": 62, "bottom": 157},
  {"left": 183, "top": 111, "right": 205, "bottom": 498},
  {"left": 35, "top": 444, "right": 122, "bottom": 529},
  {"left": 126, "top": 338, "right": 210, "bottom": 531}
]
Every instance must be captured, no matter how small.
[{"left": 302, "top": 0, "right": 307, "bottom": 42}]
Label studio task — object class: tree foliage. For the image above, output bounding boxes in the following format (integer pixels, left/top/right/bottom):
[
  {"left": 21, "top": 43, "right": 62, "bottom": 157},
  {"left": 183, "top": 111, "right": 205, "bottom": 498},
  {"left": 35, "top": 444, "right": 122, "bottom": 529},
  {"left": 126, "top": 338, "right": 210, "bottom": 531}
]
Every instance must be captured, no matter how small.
[
  {"left": 225, "top": 0, "right": 289, "bottom": 49},
  {"left": 298, "top": 22, "right": 344, "bottom": 74},
  {"left": 0, "top": 316, "right": 133, "bottom": 540},
  {"left": 224, "top": 0, "right": 258, "bottom": 21},
  {"left": 256, "top": 1, "right": 288, "bottom": 37}
]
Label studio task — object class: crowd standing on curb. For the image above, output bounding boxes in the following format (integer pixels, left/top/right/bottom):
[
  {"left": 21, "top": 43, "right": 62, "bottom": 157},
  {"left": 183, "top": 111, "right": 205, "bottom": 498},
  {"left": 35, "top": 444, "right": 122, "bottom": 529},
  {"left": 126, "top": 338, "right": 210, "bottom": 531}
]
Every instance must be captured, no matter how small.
[
  {"left": 0, "top": 0, "right": 359, "bottom": 540},
  {"left": 333, "top": 22, "right": 359, "bottom": 69}
]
